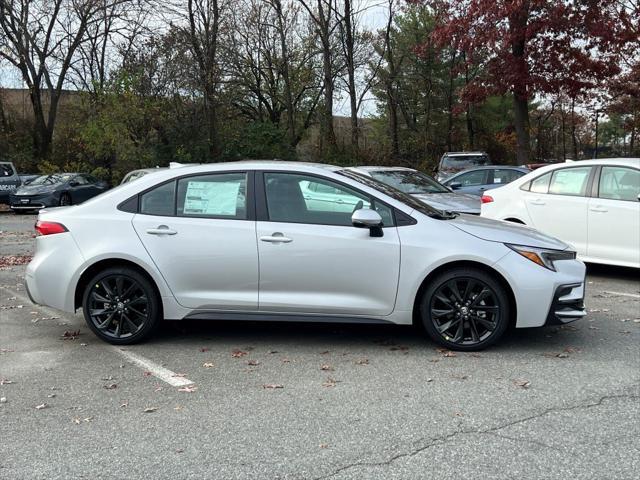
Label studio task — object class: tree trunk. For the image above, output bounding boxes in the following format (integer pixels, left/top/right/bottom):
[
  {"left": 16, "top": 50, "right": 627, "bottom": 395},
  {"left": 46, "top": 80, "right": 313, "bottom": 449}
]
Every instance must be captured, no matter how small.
[
  {"left": 318, "top": 0, "right": 336, "bottom": 155},
  {"left": 512, "top": 94, "right": 531, "bottom": 164},
  {"left": 509, "top": 1, "right": 531, "bottom": 165},
  {"left": 273, "top": 0, "right": 296, "bottom": 146},
  {"left": 571, "top": 97, "right": 578, "bottom": 159},
  {"left": 343, "top": 0, "right": 358, "bottom": 154}
]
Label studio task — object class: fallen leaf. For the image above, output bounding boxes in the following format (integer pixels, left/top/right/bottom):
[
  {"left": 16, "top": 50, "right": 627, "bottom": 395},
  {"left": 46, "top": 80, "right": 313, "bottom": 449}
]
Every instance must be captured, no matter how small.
[
  {"left": 556, "top": 353, "right": 569, "bottom": 358},
  {"left": 176, "top": 448, "right": 184, "bottom": 453},
  {"left": 320, "top": 364, "right": 333, "bottom": 371},
  {"left": 35, "top": 403, "right": 48, "bottom": 410},
  {"left": 322, "top": 377, "right": 337, "bottom": 388},
  {"left": 319, "top": 350, "right": 330, "bottom": 355},
  {"left": 247, "top": 360, "right": 260, "bottom": 366},
  {"left": 0, "top": 379, "right": 13, "bottom": 385},
  {"left": 319, "top": 443, "right": 329, "bottom": 449},
  {"left": 0, "top": 397, "right": 6, "bottom": 403},
  {"left": 103, "top": 383, "right": 118, "bottom": 390},
  {"left": 426, "top": 378, "right": 433, "bottom": 383},
  {"left": 143, "top": 371, "right": 152, "bottom": 377},
  {"left": 178, "top": 385, "right": 197, "bottom": 393},
  {"left": 120, "top": 402, "right": 128, "bottom": 408},
  {"left": 61, "top": 330, "right": 81, "bottom": 340},
  {"left": 355, "top": 358, "right": 369, "bottom": 365},
  {"left": 199, "top": 347, "right": 210, "bottom": 352},
  {"left": 263, "top": 384, "right": 284, "bottom": 389},
  {"left": 143, "top": 407, "right": 158, "bottom": 413},
  {"left": 514, "top": 380, "right": 531, "bottom": 389},
  {"left": 281, "top": 358, "right": 291, "bottom": 363},
  {"left": 202, "top": 362, "right": 215, "bottom": 368},
  {"left": 47, "top": 394, "right": 56, "bottom": 398},
  {"left": 232, "top": 350, "right": 247, "bottom": 358}
]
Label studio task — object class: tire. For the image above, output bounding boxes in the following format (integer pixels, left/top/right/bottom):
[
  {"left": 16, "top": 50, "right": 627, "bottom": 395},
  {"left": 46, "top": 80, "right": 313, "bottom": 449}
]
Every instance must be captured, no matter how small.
[
  {"left": 420, "top": 267, "right": 511, "bottom": 351},
  {"left": 59, "top": 193, "right": 72, "bottom": 206},
  {"left": 82, "top": 267, "right": 161, "bottom": 345}
]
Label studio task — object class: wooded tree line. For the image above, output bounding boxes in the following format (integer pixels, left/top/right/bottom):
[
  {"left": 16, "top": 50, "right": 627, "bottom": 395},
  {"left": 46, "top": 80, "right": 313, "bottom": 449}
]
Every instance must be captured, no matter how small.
[{"left": 0, "top": 0, "right": 638, "bottom": 181}]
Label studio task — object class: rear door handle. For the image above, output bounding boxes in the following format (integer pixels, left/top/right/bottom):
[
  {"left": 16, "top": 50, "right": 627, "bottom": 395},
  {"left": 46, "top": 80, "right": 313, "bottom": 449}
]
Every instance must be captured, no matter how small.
[
  {"left": 260, "top": 233, "right": 292, "bottom": 243},
  {"left": 529, "top": 199, "right": 545, "bottom": 206},
  {"left": 146, "top": 225, "right": 177, "bottom": 235},
  {"left": 589, "top": 206, "right": 608, "bottom": 213}
]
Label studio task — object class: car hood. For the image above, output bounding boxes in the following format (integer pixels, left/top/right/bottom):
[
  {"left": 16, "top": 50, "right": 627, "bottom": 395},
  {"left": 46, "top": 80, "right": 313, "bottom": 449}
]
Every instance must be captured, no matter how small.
[
  {"left": 450, "top": 214, "right": 570, "bottom": 250},
  {"left": 412, "top": 192, "right": 480, "bottom": 214},
  {"left": 14, "top": 184, "right": 60, "bottom": 195}
]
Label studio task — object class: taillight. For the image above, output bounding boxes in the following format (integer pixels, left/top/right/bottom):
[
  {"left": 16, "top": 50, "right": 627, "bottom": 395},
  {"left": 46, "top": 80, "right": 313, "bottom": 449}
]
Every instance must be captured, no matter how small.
[
  {"left": 481, "top": 195, "right": 494, "bottom": 204},
  {"left": 35, "top": 221, "right": 68, "bottom": 236}
]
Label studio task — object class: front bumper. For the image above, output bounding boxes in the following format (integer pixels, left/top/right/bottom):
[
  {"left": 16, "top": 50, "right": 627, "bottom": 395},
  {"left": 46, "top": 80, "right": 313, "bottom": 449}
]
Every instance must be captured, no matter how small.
[
  {"left": 544, "top": 282, "right": 586, "bottom": 325},
  {"left": 9, "top": 193, "right": 58, "bottom": 210}
]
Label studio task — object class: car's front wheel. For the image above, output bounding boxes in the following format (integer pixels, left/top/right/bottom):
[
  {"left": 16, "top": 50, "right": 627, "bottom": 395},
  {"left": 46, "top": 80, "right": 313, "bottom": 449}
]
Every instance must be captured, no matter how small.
[
  {"left": 82, "top": 267, "right": 161, "bottom": 344},
  {"left": 420, "top": 267, "right": 510, "bottom": 351}
]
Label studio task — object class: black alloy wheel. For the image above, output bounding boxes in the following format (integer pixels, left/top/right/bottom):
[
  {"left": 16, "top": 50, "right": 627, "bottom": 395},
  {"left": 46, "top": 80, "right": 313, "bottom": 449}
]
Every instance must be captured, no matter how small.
[
  {"left": 59, "top": 193, "right": 72, "bottom": 206},
  {"left": 82, "top": 267, "right": 160, "bottom": 344},
  {"left": 421, "top": 267, "right": 510, "bottom": 351}
]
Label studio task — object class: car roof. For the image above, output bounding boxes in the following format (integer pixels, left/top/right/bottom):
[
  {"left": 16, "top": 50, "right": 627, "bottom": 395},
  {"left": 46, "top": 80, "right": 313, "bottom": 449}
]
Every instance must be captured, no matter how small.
[
  {"left": 142, "top": 160, "right": 343, "bottom": 175},
  {"left": 530, "top": 158, "right": 640, "bottom": 174},
  {"left": 442, "top": 152, "right": 488, "bottom": 156},
  {"left": 449, "top": 165, "right": 530, "bottom": 173},
  {"left": 348, "top": 166, "right": 418, "bottom": 173}
]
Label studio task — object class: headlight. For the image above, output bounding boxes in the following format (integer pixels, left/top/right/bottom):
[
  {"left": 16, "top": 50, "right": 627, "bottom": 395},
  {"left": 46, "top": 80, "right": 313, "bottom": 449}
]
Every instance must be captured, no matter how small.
[{"left": 506, "top": 244, "right": 576, "bottom": 271}]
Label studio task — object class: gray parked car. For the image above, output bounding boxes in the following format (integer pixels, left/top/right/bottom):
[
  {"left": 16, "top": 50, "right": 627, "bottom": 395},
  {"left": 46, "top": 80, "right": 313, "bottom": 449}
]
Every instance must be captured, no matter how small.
[
  {"left": 443, "top": 166, "right": 531, "bottom": 196},
  {"left": 348, "top": 166, "right": 480, "bottom": 214}
]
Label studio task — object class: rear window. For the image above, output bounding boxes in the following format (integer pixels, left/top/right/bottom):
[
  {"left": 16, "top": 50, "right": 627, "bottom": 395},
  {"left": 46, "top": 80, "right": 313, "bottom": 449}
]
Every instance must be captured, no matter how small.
[{"left": 441, "top": 155, "right": 489, "bottom": 169}]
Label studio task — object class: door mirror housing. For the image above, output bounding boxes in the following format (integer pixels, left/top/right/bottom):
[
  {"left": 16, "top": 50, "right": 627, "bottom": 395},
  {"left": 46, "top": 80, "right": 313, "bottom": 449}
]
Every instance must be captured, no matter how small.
[
  {"left": 449, "top": 182, "right": 462, "bottom": 190},
  {"left": 352, "top": 208, "right": 383, "bottom": 237}
]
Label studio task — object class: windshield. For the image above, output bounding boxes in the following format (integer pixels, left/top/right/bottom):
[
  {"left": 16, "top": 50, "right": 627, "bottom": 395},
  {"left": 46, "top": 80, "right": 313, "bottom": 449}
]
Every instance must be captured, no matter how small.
[
  {"left": 369, "top": 170, "right": 449, "bottom": 194},
  {"left": 338, "top": 170, "right": 457, "bottom": 220},
  {"left": 29, "top": 174, "right": 74, "bottom": 186},
  {"left": 441, "top": 155, "right": 489, "bottom": 169}
]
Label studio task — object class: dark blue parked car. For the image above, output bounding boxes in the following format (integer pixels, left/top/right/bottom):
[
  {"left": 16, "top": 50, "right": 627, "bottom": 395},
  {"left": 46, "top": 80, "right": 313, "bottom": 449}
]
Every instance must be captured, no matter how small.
[
  {"left": 9, "top": 173, "right": 108, "bottom": 213},
  {"left": 442, "top": 166, "right": 530, "bottom": 196}
]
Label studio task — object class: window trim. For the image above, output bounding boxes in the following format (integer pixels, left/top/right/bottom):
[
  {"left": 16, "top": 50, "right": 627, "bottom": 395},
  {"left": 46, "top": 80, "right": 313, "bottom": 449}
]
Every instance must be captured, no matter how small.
[
  {"left": 118, "top": 170, "right": 256, "bottom": 220},
  {"left": 255, "top": 170, "right": 397, "bottom": 228},
  {"left": 594, "top": 165, "right": 640, "bottom": 203}
]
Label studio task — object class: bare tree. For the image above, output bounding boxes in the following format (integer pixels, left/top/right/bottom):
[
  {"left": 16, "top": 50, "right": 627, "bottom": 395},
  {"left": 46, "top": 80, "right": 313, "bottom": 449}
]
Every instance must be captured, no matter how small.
[{"left": 0, "top": 0, "right": 129, "bottom": 159}]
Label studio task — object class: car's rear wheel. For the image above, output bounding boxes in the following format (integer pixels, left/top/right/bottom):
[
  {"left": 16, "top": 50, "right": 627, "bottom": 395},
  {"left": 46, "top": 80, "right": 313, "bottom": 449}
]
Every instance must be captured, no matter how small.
[
  {"left": 59, "top": 193, "right": 72, "bottom": 206},
  {"left": 420, "top": 267, "right": 510, "bottom": 351},
  {"left": 82, "top": 267, "right": 161, "bottom": 345}
]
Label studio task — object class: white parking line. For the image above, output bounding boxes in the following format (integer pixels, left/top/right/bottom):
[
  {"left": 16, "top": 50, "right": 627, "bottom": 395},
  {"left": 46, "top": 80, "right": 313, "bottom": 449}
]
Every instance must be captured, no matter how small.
[
  {"left": 113, "top": 348, "right": 194, "bottom": 387},
  {"left": 1, "top": 286, "right": 194, "bottom": 387},
  {"left": 603, "top": 291, "right": 640, "bottom": 299}
]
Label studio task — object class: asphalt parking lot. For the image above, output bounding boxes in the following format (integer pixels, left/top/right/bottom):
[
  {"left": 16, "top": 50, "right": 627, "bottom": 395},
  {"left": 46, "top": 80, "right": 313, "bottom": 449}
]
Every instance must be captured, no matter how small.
[{"left": 1, "top": 209, "right": 638, "bottom": 480}]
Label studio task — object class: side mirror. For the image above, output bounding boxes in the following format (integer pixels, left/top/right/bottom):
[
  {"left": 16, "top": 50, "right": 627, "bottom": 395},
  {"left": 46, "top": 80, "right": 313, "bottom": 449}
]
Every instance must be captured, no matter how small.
[
  {"left": 69, "top": 181, "right": 79, "bottom": 187},
  {"left": 449, "top": 182, "right": 462, "bottom": 190},
  {"left": 352, "top": 208, "right": 383, "bottom": 237}
]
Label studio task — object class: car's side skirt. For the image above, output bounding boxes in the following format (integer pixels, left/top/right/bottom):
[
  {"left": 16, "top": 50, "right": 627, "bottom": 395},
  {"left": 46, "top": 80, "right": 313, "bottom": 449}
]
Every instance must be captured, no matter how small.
[{"left": 182, "top": 311, "right": 395, "bottom": 325}]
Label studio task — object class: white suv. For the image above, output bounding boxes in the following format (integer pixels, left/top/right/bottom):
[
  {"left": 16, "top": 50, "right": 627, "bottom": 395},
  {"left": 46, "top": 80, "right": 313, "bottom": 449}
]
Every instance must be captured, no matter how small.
[{"left": 25, "top": 161, "right": 586, "bottom": 350}]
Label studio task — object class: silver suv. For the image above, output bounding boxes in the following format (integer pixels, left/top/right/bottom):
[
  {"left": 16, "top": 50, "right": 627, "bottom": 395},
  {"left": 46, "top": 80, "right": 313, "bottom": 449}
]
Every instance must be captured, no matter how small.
[{"left": 437, "top": 152, "right": 490, "bottom": 181}]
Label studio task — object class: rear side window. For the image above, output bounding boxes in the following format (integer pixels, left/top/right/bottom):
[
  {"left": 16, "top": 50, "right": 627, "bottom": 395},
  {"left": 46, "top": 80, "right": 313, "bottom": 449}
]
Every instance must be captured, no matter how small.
[
  {"left": 598, "top": 166, "right": 639, "bottom": 202},
  {"left": 140, "top": 181, "right": 176, "bottom": 216},
  {"left": 177, "top": 173, "right": 247, "bottom": 219},
  {"left": 529, "top": 173, "right": 552, "bottom": 193},
  {"left": 493, "top": 169, "right": 523, "bottom": 185},
  {"left": 548, "top": 167, "right": 592, "bottom": 196}
]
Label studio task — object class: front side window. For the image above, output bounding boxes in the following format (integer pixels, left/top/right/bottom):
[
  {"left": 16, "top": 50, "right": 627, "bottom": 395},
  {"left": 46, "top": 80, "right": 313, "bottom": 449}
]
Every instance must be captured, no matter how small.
[
  {"left": 455, "top": 170, "right": 488, "bottom": 186},
  {"left": 74, "top": 175, "right": 89, "bottom": 185},
  {"left": 598, "top": 166, "right": 639, "bottom": 202},
  {"left": 0, "top": 164, "right": 14, "bottom": 177},
  {"left": 548, "top": 167, "right": 592, "bottom": 196},
  {"left": 140, "top": 181, "right": 176, "bottom": 216},
  {"left": 177, "top": 173, "right": 247, "bottom": 219},
  {"left": 265, "top": 173, "right": 392, "bottom": 226}
]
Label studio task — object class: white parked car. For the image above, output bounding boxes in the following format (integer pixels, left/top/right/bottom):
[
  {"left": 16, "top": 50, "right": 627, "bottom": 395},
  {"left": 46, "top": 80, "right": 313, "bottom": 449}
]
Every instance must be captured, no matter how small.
[
  {"left": 481, "top": 158, "right": 640, "bottom": 268},
  {"left": 26, "top": 161, "right": 586, "bottom": 350}
]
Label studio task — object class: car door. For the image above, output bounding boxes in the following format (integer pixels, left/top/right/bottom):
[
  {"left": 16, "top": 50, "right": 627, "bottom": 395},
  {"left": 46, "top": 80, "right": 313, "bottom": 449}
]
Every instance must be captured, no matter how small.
[
  {"left": 449, "top": 170, "right": 489, "bottom": 196},
  {"left": 85, "top": 174, "right": 108, "bottom": 198},
  {"left": 132, "top": 171, "right": 259, "bottom": 310},
  {"left": 522, "top": 166, "right": 593, "bottom": 255},
  {"left": 587, "top": 166, "right": 640, "bottom": 266},
  {"left": 256, "top": 171, "right": 400, "bottom": 316},
  {"left": 69, "top": 175, "right": 93, "bottom": 203}
]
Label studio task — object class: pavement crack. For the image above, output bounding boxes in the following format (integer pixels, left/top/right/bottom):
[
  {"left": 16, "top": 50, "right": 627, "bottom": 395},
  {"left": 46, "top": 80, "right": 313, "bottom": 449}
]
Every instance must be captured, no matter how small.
[{"left": 312, "top": 390, "right": 640, "bottom": 480}]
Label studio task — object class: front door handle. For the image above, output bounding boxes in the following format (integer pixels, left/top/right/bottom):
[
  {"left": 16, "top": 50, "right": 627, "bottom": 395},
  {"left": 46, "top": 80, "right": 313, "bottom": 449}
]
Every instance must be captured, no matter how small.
[
  {"left": 529, "top": 199, "right": 545, "bottom": 206},
  {"left": 589, "top": 206, "right": 608, "bottom": 213},
  {"left": 260, "top": 232, "right": 292, "bottom": 243},
  {"left": 146, "top": 225, "right": 177, "bottom": 235}
]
